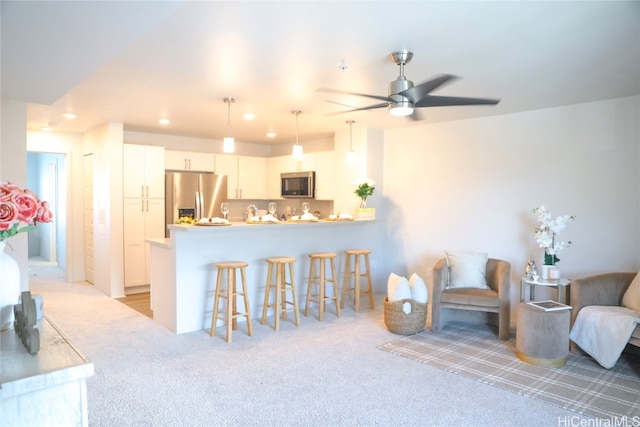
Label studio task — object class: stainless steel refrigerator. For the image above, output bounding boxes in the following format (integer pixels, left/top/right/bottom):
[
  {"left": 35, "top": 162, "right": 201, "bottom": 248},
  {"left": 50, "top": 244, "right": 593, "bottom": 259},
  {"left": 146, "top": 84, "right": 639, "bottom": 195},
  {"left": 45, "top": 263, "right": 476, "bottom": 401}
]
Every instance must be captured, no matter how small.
[{"left": 165, "top": 172, "right": 228, "bottom": 237}]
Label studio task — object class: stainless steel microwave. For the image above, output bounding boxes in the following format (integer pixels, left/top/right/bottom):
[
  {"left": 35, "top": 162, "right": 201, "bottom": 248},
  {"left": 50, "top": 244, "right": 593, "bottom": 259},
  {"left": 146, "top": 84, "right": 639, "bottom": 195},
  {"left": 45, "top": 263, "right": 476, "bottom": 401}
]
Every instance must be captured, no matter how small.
[{"left": 281, "top": 171, "right": 315, "bottom": 198}]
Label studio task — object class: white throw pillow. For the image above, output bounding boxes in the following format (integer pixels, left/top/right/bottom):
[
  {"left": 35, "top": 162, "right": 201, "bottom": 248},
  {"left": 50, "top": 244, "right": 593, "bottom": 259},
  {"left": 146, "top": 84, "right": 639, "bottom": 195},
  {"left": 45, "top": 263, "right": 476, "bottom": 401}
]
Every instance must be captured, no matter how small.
[
  {"left": 622, "top": 272, "right": 640, "bottom": 312},
  {"left": 444, "top": 250, "right": 489, "bottom": 289},
  {"left": 387, "top": 273, "right": 411, "bottom": 301},
  {"left": 409, "top": 273, "right": 428, "bottom": 303}
]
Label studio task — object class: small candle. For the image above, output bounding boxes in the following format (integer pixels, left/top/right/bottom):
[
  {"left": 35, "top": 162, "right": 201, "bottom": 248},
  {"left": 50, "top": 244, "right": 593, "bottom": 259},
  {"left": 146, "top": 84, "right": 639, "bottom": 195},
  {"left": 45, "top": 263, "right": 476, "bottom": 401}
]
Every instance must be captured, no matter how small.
[{"left": 549, "top": 267, "right": 560, "bottom": 280}]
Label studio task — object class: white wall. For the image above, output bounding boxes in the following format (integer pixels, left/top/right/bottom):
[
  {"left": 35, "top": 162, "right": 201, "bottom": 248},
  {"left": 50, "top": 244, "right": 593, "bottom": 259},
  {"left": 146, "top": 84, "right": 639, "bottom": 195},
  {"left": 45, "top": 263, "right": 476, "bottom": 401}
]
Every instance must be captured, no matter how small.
[
  {"left": 27, "top": 131, "right": 85, "bottom": 282},
  {"left": 381, "top": 96, "right": 640, "bottom": 323},
  {"left": 1, "top": 99, "right": 29, "bottom": 290},
  {"left": 84, "top": 123, "right": 125, "bottom": 297}
]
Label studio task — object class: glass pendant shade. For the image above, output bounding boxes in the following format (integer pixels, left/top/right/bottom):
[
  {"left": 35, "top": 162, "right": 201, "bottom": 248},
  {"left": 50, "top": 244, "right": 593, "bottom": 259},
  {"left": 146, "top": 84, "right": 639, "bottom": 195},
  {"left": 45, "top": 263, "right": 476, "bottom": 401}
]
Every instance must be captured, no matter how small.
[
  {"left": 223, "top": 137, "right": 234, "bottom": 153},
  {"left": 346, "top": 150, "right": 357, "bottom": 164},
  {"left": 291, "top": 109, "right": 303, "bottom": 160},
  {"left": 223, "top": 97, "right": 235, "bottom": 153}
]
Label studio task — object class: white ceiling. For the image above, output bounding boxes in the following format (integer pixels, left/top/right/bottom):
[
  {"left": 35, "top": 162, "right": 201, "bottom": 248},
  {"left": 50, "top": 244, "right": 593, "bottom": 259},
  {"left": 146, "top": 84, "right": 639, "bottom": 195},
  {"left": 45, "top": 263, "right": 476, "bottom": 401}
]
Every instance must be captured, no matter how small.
[{"left": 2, "top": 1, "right": 639, "bottom": 145}]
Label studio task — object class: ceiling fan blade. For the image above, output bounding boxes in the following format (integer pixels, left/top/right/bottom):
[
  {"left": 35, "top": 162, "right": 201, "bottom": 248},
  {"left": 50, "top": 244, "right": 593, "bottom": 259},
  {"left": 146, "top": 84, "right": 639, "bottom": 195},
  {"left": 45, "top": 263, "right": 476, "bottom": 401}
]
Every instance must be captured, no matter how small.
[
  {"left": 326, "top": 102, "right": 389, "bottom": 116},
  {"left": 325, "top": 100, "right": 372, "bottom": 111},
  {"left": 415, "top": 95, "right": 500, "bottom": 108},
  {"left": 399, "top": 74, "right": 458, "bottom": 103},
  {"left": 317, "top": 87, "right": 392, "bottom": 103}
]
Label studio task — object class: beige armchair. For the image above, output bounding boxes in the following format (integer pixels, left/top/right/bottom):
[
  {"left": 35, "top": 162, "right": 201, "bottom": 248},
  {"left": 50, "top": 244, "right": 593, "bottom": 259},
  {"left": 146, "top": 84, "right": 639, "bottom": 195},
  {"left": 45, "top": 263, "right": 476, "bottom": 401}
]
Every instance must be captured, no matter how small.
[
  {"left": 431, "top": 258, "right": 511, "bottom": 340},
  {"left": 569, "top": 272, "right": 640, "bottom": 352}
]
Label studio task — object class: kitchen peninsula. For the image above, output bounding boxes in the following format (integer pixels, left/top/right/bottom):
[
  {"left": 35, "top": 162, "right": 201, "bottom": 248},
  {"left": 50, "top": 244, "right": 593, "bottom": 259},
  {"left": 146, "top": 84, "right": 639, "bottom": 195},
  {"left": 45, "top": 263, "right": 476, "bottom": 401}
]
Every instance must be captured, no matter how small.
[{"left": 147, "top": 220, "right": 384, "bottom": 334}]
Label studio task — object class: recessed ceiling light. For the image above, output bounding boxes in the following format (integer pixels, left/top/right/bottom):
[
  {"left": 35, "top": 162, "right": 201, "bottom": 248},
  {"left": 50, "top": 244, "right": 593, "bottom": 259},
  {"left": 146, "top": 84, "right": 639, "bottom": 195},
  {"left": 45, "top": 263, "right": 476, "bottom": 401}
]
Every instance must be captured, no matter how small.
[
  {"left": 159, "top": 118, "right": 170, "bottom": 125},
  {"left": 63, "top": 112, "right": 77, "bottom": 119},
  {"left": 266, "top": 131, "right": 276, "bottom": 138},
  {"left": 244, "top": 113, "right": 255, "bottom": 121}
]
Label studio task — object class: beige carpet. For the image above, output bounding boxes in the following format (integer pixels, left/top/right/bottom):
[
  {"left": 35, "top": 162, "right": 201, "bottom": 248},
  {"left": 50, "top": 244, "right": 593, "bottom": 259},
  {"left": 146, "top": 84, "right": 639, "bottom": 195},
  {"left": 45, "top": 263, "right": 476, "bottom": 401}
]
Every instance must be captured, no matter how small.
[
  {"left": 26, "top": 268, "right": 590, "bottom": 426},
  {"left": 379, "top": 322, "right": 640, "bottom": 420}
]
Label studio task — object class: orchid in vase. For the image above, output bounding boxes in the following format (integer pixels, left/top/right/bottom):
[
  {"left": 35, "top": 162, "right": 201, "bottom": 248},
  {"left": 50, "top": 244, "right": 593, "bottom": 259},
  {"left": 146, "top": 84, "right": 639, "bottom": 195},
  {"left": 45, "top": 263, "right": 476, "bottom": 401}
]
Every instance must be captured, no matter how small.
[{"left": 532, "top": 205, "right": 575, "bottom": 265}]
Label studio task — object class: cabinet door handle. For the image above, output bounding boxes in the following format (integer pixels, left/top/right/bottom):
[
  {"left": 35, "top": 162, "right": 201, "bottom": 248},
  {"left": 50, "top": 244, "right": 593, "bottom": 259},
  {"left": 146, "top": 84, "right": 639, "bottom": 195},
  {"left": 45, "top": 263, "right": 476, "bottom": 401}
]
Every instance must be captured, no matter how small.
[
  {"left": 141, "top": 185, "right": 144, "bottom": 197},
  {"left": 141, "top": 200, "right": 144, "bottom": 212},
  {"left": 145, "top": 185, "right": 149, "bottom": 198},
  {"left": 188, "top": 159, "right": 191, "bottom": 169},
  {"left": 145, "top": 200, "right": 149, "bottom": 212}
]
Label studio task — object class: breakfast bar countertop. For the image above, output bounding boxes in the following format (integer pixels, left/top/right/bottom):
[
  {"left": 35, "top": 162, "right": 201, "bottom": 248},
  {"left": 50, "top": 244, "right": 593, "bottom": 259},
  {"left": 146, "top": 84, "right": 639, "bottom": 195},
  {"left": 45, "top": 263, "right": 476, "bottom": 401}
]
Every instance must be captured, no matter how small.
[{"left": 150, "top": 218, "right": 383, "bottom": 334}]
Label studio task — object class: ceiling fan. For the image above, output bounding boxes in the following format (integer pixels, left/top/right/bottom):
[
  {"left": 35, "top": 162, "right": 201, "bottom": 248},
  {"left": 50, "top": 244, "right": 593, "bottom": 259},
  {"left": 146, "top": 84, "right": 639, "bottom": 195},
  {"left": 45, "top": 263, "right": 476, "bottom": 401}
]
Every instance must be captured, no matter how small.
[{"left": 320, "top": 50, "right": 500, "bottom": 120}]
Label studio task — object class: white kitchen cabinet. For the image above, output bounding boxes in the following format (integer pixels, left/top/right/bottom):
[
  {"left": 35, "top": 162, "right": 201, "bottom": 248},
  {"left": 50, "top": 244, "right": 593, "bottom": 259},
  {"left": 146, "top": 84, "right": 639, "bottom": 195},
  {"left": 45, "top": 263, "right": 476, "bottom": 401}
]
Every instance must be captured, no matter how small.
[
  {"left": 123, "top": 144, "right": 165, "bottom": 288},
  {"left": 123, "top": 144, "right": 165, "bottom": 198},
  {"left": 123, "top": 198, "right": 165, "bottom": 288},
  {"left": 165, "top": 150, "right": 214, "bottom": 172},
  {"left": 312, "top": 151, "right": 335, "bottom": 200},
  {"left": 215, "top": 154, "right": 267, "bottom": 199},
  {"left": 267, "top": 156, "right": 289, "bottom": 199}
]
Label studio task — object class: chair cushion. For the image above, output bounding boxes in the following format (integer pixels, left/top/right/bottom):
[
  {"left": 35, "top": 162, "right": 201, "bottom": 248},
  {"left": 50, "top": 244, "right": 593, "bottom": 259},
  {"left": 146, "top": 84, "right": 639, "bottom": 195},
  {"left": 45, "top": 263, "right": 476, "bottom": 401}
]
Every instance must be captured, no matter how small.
[
  {"left": 622, "top": 272, "right": 640, "bottom": 312},
  {"left": 445, "top": 250, "right": 489, "bottom": 289},
  {"left": 440, "top": 288, "right": 499, "bottom": 308},
  {"left": 387, "top": 273, "right": 411, "bottom": 302},
  {"left": 409, "top": 273, "right": 428, "bottom": 303}
]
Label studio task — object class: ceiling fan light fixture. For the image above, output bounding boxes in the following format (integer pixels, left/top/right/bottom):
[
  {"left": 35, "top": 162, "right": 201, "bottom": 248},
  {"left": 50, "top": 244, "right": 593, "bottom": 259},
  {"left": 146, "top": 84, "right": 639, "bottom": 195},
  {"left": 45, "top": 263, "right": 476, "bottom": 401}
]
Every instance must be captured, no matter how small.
[
  {"left": 389, "top": 102, "right": 414, "bottom": 117},
  {"left": 223, "top": 97, "right": 235, "bottom": 153},
  {"left": 291, "top": 109, "right": 304, "bottom": 160}
]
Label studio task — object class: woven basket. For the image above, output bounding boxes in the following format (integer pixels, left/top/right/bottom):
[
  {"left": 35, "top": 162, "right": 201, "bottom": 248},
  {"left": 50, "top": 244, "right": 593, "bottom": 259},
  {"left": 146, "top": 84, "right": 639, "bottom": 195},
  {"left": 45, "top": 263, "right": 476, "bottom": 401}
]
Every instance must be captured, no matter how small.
[{"left": 384, "top": 297, "right": 427, "bottom": 335}]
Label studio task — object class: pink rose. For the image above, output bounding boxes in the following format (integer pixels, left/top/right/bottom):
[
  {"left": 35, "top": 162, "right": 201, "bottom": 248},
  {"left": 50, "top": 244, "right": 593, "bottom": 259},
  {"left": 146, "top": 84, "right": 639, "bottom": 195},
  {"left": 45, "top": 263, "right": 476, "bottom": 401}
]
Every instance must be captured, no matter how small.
[
  {"left": 0, "top": 200, "right": 18, "bottom": 231},
  {"left": 0, "top": 182, "right": 14, "bottom": 202},
  {"left": 35, "top": 201, "right": 53, "bottom": 224},
  {"left": 12, "top": 191, "right": 39, "bottom": 223}
]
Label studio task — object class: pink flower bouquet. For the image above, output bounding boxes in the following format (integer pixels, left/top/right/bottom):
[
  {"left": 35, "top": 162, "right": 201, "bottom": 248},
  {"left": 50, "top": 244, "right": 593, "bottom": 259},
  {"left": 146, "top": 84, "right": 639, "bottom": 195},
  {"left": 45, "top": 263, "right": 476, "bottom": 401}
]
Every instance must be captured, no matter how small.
[{"left": 0, "top": 181, "right": 53, "bottom": 240}]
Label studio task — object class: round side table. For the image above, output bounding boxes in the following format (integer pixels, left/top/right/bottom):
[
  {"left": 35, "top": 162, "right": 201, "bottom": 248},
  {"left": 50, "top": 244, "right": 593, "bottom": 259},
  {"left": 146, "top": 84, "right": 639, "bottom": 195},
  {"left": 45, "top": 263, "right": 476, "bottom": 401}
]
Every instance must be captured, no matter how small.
[{"left": 516, "top": 302, "right": 570, "bottom": 368}]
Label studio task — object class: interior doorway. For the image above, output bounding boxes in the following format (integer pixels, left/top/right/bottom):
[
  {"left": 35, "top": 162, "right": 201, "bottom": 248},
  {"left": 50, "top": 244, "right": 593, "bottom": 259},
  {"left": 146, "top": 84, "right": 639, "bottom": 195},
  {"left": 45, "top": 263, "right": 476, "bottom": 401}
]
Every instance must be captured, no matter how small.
[{"left": 27, "top": 152, "right": 67, "bottom": 275}]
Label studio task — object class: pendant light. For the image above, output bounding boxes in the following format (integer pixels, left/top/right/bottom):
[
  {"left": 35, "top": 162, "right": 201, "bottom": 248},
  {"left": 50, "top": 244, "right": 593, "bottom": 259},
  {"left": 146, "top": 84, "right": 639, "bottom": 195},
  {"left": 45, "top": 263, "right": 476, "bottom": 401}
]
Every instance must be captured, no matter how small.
[
  {"left": 345, "top": 120, "right": 357, "bottom": 164},
  {"left": 292, "top": 109, "right": 303, "bottom": 160},
  {"left": 223, "top": 97, "right": 235, "bottom": 153}
]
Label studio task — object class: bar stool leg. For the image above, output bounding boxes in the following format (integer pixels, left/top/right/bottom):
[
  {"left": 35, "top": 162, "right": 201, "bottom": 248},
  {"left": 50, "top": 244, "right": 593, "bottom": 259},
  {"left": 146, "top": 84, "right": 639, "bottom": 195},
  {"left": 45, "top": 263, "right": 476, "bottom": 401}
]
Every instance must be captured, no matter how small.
[
  {"left": 240, "top": 266, "right": 253, "bottom": 337},
  {"left": 226, "top": 268, "right": 233, "bottom": 342},
  {"left": 305, "top": 257, "right": 316, "bottom": 317},
  {"left": 354, "top": 254, "right": 361, "bottom": 312},
  {"left": 210, "top": 268, "right": 223, "bottom": 337},
  {"left": 341, "top": 254, "right": 352, "bottom": 309},
  {"left": 364, "top": 254, "right": 374, "bottom": 310},
  {"left": 289, "top": 261, "right": 300, "bottom": 326},
  {"left": 261, "top": 262, "right": 273, "bottom": 326},
  {"left": 275, "top": 264, "right": 282, "bottom": 331},
  {"left": 330, "top": 257, "right": 340, "bottom": 317}
]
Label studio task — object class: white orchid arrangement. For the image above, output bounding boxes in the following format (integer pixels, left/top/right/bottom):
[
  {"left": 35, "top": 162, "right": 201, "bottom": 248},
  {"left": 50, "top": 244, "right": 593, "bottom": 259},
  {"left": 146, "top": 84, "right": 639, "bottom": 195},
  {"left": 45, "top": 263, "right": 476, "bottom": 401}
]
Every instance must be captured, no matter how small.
[{"left": 532, "top": 206, "right": 575, "bottom": 265}]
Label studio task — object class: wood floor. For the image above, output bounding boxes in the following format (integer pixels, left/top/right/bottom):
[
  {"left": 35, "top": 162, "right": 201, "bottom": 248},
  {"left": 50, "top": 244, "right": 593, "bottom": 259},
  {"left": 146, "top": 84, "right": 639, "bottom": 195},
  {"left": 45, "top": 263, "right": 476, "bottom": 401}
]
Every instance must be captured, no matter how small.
[{"left": 116, "top": 292, "right": 152, "bottom": 318}]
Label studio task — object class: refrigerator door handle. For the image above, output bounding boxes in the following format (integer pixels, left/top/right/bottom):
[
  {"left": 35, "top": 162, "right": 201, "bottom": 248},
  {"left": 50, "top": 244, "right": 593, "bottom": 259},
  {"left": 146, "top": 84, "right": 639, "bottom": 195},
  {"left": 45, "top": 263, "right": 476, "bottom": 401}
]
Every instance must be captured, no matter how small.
[{"left": 195, "top": 191, "right": 201, "bottom": 219}]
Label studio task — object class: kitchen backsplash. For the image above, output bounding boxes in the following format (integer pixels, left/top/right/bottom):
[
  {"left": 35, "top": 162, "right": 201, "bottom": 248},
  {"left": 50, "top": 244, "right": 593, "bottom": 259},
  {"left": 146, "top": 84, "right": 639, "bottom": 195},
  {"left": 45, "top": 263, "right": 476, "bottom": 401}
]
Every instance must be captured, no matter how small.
[{"left": 225, "top": 199, "right": 334, "bottom": 222}]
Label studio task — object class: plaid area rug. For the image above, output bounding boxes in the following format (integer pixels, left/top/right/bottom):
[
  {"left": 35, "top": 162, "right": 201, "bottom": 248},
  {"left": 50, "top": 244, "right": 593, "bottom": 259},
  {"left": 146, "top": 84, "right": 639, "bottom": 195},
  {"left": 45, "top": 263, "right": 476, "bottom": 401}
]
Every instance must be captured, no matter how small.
[{"left": 378, "top": 322, "right": 640, "bottom": 419}]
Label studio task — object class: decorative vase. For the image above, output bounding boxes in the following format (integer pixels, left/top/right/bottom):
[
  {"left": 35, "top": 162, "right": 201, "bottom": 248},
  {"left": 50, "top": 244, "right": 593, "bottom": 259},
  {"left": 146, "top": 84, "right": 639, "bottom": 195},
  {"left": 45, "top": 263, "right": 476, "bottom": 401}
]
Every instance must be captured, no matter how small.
[
  {"left": 360, "top": 198, "right": 367, "bottom": 209},
  {"left": 0, "top": 241, "right": 21, "bottom": 331},
  {"left": 540, "top": 264, "right": 554, "bottom": 281}
]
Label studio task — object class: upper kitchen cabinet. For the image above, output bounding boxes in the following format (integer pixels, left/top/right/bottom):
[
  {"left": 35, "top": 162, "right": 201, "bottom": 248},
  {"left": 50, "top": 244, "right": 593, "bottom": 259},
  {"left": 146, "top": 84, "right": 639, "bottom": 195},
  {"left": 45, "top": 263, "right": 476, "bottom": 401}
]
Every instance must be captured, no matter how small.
[
  {"left": 312, "top": 151, "right": 335, "bottom": 200},
  {"left": 215, "top": 154, "right": 267, "bottom": 199},
  {"left": 123, "top": 144, "right": 165, "bottom": 199},
  {"left": 165, "top": 150, "right": 214, "bottom": 172}
]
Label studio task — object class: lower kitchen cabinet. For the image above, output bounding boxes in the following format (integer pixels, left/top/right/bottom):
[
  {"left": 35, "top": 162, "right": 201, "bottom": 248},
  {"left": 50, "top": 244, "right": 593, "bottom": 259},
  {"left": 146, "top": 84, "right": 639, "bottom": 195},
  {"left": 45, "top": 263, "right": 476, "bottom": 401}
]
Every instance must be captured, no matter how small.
[{"left": 123, "top": 197, "right": 165, "bottom": 288}]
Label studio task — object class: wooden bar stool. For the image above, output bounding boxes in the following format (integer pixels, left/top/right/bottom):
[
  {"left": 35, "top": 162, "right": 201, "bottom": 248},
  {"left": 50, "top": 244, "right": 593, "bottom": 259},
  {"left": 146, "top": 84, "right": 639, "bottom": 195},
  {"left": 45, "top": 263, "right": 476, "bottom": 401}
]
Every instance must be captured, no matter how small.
[
  {"left": 210, "top": 261, "right": 253, "bottom": 343},
  {"left": 305, "top": 252, "right": 340, "bottom": 321},
  {"left": 261, "top": 257, "right": 300, "bottom": 331},
  {"left": 341, "top": 249, "right": 374, "bottom": 312}
]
